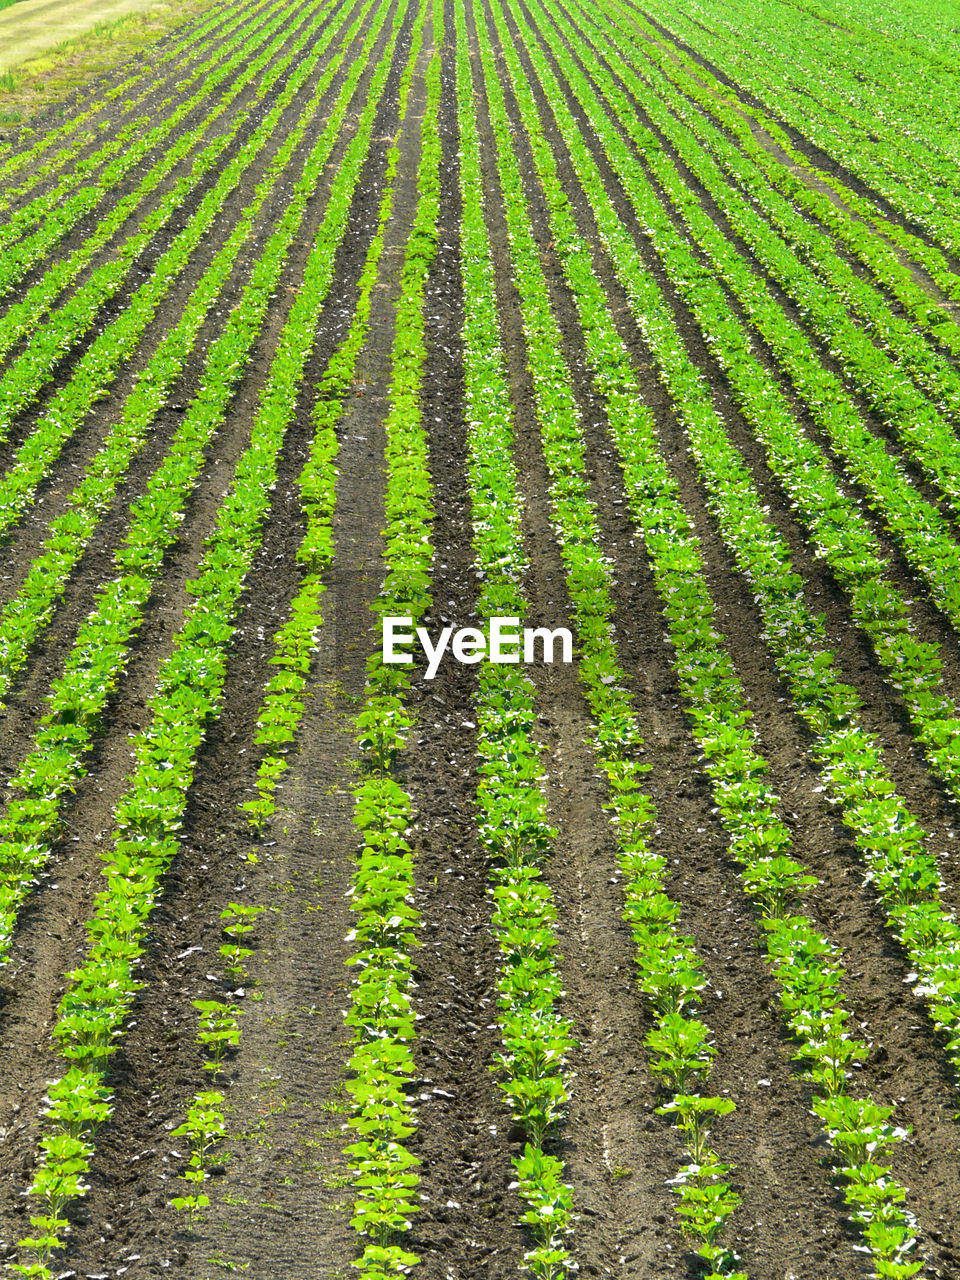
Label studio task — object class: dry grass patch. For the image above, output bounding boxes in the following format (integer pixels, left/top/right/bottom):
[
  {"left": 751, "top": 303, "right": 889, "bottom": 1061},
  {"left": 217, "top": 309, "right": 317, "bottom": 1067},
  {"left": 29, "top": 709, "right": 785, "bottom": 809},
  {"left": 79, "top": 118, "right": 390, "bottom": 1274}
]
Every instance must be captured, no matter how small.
[{"left": 0, "top": 0, "right": 220, "bottom": 130}]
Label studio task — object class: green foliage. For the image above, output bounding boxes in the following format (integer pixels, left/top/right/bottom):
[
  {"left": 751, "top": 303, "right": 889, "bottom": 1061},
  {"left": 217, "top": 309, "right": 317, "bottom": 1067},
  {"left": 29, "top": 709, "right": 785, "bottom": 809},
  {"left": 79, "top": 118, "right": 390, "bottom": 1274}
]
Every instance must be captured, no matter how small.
[{"left": 13, "top": 0, "right": 407, "bottom": 1262}]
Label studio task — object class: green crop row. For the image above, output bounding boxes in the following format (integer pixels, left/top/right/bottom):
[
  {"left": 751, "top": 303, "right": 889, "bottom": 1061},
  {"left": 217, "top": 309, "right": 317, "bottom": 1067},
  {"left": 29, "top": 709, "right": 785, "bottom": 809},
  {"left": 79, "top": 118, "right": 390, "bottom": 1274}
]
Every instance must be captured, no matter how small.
[
  {"left": 0, "top": 0, "right": 314, "bottom": 363},
  {"left": 8, "top": 1, "right": 406, "bottom": 1270},
  {"left": 167, "top": 906, "right": 260, "bottom": 1221},
  {"left": 456, "top": 6, "right": 577, "bottom": 1275},
  {"left": 549, "top": 0, "right": 960, "bottom": 1091},
  {"left": 0, "top": 0, "right": 356, "bottom": 705},
  {"left": 0, "top": 0, "right": 263, "bottom": 191},
  {"left": 176, "top": 0, "right": 429, "bottom": 1243},
  {"left": 468, "top": 4, "right": 744, "bottom": 1272},
  {"left": 0, "top": 0, "right": 397, "bottom": 960},
  {"left": 491, "top": 1, "right": 923, "bottom": 1273},
  {"left": 339, "top": 6, "right": 441, "bottom": 1274},
  {"left": 245, "top": 0, "right": 429, "bottom": 827}
]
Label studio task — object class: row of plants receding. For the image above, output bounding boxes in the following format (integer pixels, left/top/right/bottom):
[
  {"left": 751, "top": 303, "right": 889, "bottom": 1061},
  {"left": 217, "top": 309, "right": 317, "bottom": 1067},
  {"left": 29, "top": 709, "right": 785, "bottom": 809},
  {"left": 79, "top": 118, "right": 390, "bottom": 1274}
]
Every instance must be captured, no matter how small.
[
  {"left": 537, "top": 0, "right": 960, "bottom": 1080},
  {"left": 456, "top": 6, "right": 577, "bottom": 1275},
  {"left": 0, "top": 0, "right": 310, "bottom": 364},
  {"left": 581, "top": 3, "right": 960, "bottom": 639},
  {"left": 242, "top": 0, "right": 419, "bottom": 832},
  {"left": 165, "top": 9, "right": 422, "bottom": 1239},
  {"left": 163, "top": 0, "right": 432, "bottom": 1243},
  {"left": 583, "top": 0, "right": 960, "bottom": 814},
  {"left": 628, "top": 0, "right": 960, "bottom": 263},
  {"left": 611, "top": 0, "right": 960, "bottom": 309},
  {"left": 466, "top": 5, "right": 742, "bottom": 1273},
  {"left": 574, "top": 0, "right": 960, "bottom": 591},
  {"left": 537, "top": 0, "right": 960, "bottom": 1091},
  {"left": 488, "top": 2, "right": 924, "bottom": 1274},
  {"left": 0, "top": 0, "right": 296, "bottom": 304},
  {"left": 0, "top": 0, "right": 265, "bottom": 191},
  {"left": 595, "top": 0, "right": 960, "bottom": 401},
  {"left": 338, "top": 7, "right": 445, "bottom": 1275},
  {"left": 165, "top": 898, "right": 262, "bottom": 1223},
  {"left": 548, "top": 0, "right": 960, "bottom": 851},
  {"left": 9, "top": 2, "right": 410, "bottom": 1270},
  {"left": 0, "top": 0, "right": 344, "bottom": 442},
  {"left": 0, "top": 0, "right": 395, "bottom": 964},
  {"left": 0, "top": 0, "right": 361, "bottom": 706}
]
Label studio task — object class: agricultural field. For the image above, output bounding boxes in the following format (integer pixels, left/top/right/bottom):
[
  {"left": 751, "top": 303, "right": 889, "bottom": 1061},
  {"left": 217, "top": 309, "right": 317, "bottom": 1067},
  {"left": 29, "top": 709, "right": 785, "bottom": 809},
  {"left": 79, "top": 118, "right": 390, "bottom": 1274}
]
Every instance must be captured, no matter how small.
[{"left": 0, "top": 0, "right": 959, "bottom": 1277}]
